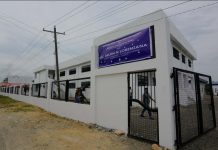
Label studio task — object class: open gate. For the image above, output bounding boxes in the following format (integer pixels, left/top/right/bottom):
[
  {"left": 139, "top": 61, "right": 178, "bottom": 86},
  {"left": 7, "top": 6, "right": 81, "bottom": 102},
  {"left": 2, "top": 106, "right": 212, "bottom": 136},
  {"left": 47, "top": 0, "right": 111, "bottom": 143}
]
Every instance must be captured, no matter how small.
[
  {"left": 173, "top": 68, "right": 216, "bottom": 148},
  {"left": 128, "top": 70, "right": 159, "bottom": 143}
]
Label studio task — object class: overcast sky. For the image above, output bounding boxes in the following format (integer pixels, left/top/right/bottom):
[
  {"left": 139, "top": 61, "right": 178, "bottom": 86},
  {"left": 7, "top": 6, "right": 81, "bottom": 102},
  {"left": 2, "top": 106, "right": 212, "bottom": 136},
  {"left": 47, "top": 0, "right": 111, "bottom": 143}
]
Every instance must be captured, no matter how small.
[{"left": 0, "top": 1, "right": 217, "bottom": 81}]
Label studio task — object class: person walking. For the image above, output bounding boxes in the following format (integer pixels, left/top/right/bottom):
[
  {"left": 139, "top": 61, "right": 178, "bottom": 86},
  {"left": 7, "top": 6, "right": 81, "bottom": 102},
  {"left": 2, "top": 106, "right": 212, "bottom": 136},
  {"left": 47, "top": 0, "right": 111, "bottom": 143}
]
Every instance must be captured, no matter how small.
[{"left": 140, "top": 88, "right": 154, "bottom": 120}]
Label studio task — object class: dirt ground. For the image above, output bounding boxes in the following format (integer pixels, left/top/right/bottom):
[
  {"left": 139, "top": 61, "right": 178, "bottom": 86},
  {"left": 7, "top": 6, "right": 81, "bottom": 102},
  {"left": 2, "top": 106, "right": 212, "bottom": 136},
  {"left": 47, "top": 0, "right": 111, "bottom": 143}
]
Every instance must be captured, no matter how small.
[
  {"left": 0, "top": 96, "right": 151, "bottom": 150},
  {"left": 0, "top": 96, "right": 218, "bottom": 150}
]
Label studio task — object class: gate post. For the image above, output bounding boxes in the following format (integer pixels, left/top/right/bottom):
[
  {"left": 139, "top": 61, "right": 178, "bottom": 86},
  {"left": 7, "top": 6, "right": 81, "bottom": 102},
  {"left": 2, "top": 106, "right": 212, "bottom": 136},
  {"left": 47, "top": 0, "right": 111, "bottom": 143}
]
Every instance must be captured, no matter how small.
[
  {"left": 155, "top": 67, "right": 176, "bottom": 149},
  {"left": 209, "top": 76, "right": 217, "bottom": 128},
  {"left": 195, "top": 74, "right": 203, "bottom": 134},
  {"left": 47, "top": 80, "right": 52, "bottom": 99},
  {"left": 173, "top": 68, "right": 182, "bottom": 148}
]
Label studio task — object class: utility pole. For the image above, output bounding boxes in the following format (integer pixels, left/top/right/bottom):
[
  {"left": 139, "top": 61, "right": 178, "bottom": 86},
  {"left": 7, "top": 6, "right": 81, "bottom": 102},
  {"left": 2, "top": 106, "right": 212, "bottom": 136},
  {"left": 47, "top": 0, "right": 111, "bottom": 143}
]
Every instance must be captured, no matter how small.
[{"left": 43, "top": 26, "right": 65, "bottom": 99}]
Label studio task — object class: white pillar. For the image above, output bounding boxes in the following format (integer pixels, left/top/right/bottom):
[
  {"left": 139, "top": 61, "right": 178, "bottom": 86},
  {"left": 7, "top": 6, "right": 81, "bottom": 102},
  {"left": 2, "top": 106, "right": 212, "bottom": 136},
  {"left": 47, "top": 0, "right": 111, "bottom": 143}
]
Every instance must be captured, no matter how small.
[
  {"left": 155, "top": 18, "right": 176, "bottom": 150},
  {"left": 47, "top": 79, "right": 52, "bottom": 99}
]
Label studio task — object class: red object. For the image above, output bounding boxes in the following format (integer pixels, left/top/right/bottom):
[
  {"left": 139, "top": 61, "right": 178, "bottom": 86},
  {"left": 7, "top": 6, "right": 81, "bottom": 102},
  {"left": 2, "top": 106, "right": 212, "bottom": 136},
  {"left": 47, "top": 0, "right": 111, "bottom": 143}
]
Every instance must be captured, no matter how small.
[{"left": 0, "top": 82, "right": 24, "bottom": 87}]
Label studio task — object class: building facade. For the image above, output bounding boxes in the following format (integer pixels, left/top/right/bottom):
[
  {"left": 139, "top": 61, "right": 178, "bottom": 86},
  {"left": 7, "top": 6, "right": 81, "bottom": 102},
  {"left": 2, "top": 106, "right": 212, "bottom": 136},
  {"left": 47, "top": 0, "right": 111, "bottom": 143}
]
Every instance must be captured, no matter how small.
[{"left": 0, "top": 10, "right": 216, "bottom": 150}]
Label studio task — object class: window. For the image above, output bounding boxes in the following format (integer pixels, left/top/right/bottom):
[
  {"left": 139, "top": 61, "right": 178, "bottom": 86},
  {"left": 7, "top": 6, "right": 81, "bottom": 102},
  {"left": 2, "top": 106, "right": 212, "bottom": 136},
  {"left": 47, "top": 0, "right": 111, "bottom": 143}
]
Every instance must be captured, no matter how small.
[
  {"left": 69, "top": 69, "right": 76, "bottom": 75},
  {"left": 188, "top": 59, "right": 192, "bottom": 67},
  {"left": 69, "top": 83, "right": 76, "bottom": 89},
  {"left": 81, "top": 81, "right": 90, "bottom": 89},
  {"left": 48, "top": 70, "right": 55, "bottom": 79},
  {"left": 138, "top": 75, "right": 148, "bottom": 86},
  {"left": 60, "top": 71, "right": 65, "bottom": 77},
  {"left": 173, "top": 47, "right": 180, "bottom": 60},
  {"left": 182, "top": 54, "right": 186, "bottom": 64},
  {"left": 81, "top": 65, "right": 91, "bottom": 73}
]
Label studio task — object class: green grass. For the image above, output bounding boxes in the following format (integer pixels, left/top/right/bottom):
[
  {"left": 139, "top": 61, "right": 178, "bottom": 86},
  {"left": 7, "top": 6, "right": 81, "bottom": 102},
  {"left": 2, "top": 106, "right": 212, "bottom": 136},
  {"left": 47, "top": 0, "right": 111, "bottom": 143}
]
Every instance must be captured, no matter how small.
[
  {"left": 0, "top": 95, "right": 38, "bottom": 112},
  {"left": 0, "top": 95, "right": 18, "bottom": 107}
]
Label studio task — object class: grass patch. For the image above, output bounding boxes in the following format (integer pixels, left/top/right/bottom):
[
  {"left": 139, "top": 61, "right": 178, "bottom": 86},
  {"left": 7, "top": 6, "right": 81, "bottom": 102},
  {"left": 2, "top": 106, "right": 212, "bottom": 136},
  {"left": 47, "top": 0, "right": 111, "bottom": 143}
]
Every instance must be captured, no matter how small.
[
  {"left": 11, "top": 104, "right": 37, "bottom": 112},
  {"left": 0, "top": 95, "right": 39, "bottom": 112},
  {"left": 0, "top": 95, "right": 18, "bottom": 107}
]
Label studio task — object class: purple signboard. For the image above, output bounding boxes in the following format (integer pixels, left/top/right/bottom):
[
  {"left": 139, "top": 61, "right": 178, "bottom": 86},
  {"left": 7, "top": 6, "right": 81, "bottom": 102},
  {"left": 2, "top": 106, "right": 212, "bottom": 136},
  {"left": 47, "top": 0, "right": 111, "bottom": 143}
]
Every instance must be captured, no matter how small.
[{"left": 98, "top": 27, "right": 153, "bottom": 68}]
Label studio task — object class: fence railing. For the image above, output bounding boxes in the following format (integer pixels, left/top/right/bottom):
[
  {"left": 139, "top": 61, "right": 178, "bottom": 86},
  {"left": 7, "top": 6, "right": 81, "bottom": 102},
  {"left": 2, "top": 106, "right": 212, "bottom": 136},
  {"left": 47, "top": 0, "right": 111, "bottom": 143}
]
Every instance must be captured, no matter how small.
[
  {"left": 51, "top": 77, "right": 91, "bottom": 104},
  {"left": 21, "top": 85, "right": 30, "bottom": 96},
  {"left": 32, "top": 83, "right": 48, "bottom": 98},
  {"left": 128, "top": 70, "right": 158, "bottom": 143},
  {"left": 0, "top": 78, "right": 91, "bottom": 105},
  {"left": 173, "top": 67, "right": 216, "bottom": 148}
]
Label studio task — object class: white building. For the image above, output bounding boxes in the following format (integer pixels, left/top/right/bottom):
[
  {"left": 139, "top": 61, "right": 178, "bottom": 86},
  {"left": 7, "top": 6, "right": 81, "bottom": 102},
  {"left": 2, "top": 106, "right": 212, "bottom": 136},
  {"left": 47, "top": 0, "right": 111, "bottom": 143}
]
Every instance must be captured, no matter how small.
[
  {"left": 213, "top": 83, "right": 218, "bottom": 96},
  {"left": 0, "top": 10, "right": 216, "bottom": 150},
  {"left": 33, "top": 65, "right": 55, "bottom": 84}
]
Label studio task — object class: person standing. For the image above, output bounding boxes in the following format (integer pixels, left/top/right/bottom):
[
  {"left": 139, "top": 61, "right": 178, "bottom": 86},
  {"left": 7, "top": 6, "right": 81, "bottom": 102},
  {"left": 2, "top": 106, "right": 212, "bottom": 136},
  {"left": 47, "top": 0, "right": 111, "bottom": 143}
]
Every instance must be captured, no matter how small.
[{"left": 75, "top": 88, "right": 87, "bottom": 103}]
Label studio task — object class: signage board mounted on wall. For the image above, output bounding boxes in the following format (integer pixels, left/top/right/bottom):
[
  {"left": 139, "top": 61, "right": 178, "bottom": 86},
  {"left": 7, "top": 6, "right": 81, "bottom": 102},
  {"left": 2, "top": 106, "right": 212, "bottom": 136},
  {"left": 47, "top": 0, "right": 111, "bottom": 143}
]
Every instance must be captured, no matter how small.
[{"left": 98, "top": 26, "right": 155, "bottom": 68}]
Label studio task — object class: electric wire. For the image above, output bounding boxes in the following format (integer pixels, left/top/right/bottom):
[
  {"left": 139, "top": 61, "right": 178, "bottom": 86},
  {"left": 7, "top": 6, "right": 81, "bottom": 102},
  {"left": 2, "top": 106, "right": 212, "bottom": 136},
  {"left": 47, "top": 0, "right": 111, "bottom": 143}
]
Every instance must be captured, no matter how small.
[
  {"left": 59, "top": 1, "right": 218, "bottom": 56},
  {"left": 13, "top": 42, "right": 53, "bottom": 76},
  {"left": 3, "top": 1, "right": 218, "bottom": 78},
  {"left": 61, "top": 0, "right": 192, "bottom": 43},
  {"left": 55, "top": 1, "right": 99, "bottom": 26},
  {"left": 64, "top": 1, "right": 138, "bottom": 32},
  {"left": 0, "top": 15, "right": 38, "bottom": 36},
  {"left": 0, "top": 10, "right": 39, "bottom": 32},
  {"left": 6, "top": 32, "right": 51, "bottom": 75},
  {"left": 44, "top": 1, "right": 90, "bottom": 28}
]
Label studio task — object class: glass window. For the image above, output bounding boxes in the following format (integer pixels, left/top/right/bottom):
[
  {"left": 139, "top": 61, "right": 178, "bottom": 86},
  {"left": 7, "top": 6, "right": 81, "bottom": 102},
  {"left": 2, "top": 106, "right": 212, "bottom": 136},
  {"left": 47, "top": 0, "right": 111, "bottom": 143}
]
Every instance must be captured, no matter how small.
[
  {"left": 81, "top": 81, "right": 90, "bottom": 89},
  {"left": 60, "top": 71, "right": 65, "bottom": 77},
  {"left": 69, "top": 82, "right": 76, "bottom": 89},
  {"left": 81, "top": 65, "right": 91, "bottom": 73},
  {"left": 69, "top": 69, "right": 76, "bottom": 75},
  {"left": 173, "top": 47, "right": 180, "bottom": 60},
  {"left": 188, "top": 59, "right": 192, "bottom": 67},
  {"left": 182, "top": 54, "right": 186, "bottom": 64}
]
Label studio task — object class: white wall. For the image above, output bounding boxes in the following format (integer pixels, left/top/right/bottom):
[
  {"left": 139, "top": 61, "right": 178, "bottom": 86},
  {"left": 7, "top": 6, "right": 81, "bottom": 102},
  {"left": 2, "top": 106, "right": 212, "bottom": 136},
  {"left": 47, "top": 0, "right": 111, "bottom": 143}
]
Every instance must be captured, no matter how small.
[
  {"left": 213, "top": 85, "right": 218, "bottom": 96},
  {"left": 59, "top": 62, "right": 91, "bottom": 81},
  {"left": 0, "top": 82, "right": 95, "bottom": 124},
  {"left": 34, "top": 70, "right": 48, "bottom": 84},
  {"left": 95, "top": 73, "right": 128, "bottom": 132}
]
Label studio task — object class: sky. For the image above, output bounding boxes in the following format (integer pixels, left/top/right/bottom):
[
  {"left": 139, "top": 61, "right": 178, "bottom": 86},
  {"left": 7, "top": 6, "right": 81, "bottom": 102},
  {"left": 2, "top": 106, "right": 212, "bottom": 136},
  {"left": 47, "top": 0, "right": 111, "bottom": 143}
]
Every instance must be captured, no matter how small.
[{"left": 0, "top": 1, "right": 217, "bottom": 81}]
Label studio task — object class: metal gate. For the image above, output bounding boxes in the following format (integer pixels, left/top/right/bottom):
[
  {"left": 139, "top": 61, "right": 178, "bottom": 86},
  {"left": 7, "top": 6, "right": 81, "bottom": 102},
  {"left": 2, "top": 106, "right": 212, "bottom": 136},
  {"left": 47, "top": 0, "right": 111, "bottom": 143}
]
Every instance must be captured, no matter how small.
[
  {"left": 128, "top": 70, "right": 158, "bottom": 143},
  {"left": 173, "top": 68, "right": 216, "bottom": 148}
]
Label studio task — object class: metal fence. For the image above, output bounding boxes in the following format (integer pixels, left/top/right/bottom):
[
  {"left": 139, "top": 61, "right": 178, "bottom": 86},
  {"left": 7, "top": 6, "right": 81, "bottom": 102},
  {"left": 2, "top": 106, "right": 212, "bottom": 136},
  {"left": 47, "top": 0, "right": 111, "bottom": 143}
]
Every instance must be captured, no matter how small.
[
  {"left": 173, "top": 68, "right": 216, "bottom": 148},
  {"left": 51, "top": 77, "right": 90, "bottom": 104},
  {"left": 128, "top": 70, "right": 158, "bottom": 143},
  {"left": 32, "top": 83, "right": 48, "bottom": 98},
  {"left": 14, "top": 86, "right": 20, "bottom": 94},
  {"left": 21, "top": 85, "right": 30, "bottom": 96}
]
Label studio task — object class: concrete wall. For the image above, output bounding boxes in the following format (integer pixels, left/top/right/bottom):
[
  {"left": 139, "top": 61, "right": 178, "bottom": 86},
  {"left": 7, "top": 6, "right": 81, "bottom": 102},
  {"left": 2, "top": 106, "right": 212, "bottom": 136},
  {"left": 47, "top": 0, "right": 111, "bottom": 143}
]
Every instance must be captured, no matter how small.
[
  {"left": 95, "top": 73, "right": 128, "bottom": 132},
  {"left": 0, "top": 82, "right": 95, "bottom": 124},
  {"left": 213, "top": 85, "right": 218, "bottom": 96}
]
